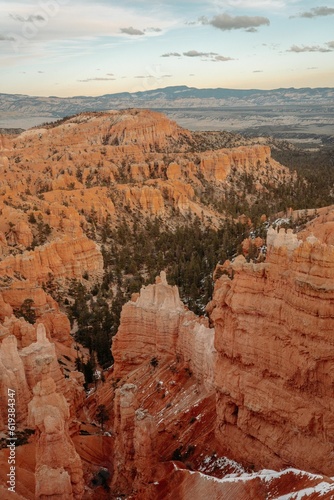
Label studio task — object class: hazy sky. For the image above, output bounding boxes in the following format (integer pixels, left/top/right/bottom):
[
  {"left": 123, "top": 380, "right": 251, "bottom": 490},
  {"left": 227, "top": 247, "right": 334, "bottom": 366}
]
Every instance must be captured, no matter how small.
[{"left": 0, "top": 0, "right": 333, "bottom": 96}]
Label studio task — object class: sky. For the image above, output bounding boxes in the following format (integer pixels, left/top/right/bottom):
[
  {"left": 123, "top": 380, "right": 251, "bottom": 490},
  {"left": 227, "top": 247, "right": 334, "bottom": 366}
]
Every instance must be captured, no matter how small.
[{"left": 0, "top": 0, "right": 333, "bottom": 97}]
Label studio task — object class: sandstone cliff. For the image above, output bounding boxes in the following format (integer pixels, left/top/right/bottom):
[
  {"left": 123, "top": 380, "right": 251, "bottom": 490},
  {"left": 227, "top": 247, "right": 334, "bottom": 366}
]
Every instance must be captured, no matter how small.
[
  {"left": 1, "top": 109, "right": 330, "bottom": 499},
  {"left": 27, "top": 355, "right": 84, "bottom": 499},
  {"left": 111, "top": 271, "right": 218, "bottom": 495},
  {"left": 0, "top": 324, "right": 85, "bottom": 499},
  {"left": 113, "top": 271, "right": 216, "bottom": 387},
  {"left": 0, "top": 324, "right": 82, "bottom": 429},
  {"left": 108, "top": 211, "right": 334, "bottom": 497},
  {"left": 0, "top": 235, "right": 103, "bottom": 284},
  {"left": 208, "top": 217, "right": 334, "bottom": 476},
  {"left": 0, "top": 109, "right": 292, "bottom": 230}
]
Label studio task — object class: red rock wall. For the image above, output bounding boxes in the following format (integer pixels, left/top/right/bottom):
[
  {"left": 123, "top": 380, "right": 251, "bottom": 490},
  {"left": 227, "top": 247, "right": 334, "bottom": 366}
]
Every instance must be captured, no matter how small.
[
  {"left": 208, "top": 223, "right": 334, "bottom": 476},
  {"left": 0, "top": 235, "right": 103, "bottom": 284}
]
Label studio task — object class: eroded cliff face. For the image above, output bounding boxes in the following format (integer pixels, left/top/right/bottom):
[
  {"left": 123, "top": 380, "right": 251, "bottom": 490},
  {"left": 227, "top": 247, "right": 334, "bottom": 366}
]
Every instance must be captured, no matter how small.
[
  {"left": 0, "top": 110, "right": 289, "bottom": 351},
  {"left": 108, "top": 212, "right": 334, "bottom": 498},
  {"left": 27, "top": 354, "right": 84, "bottom": 499},
  {"left": 113, "top": 271, "right": 216, "bottom": 387},
  {"left": 111, "top": 271, "right": 218, "bottom": 496},
  {"left": 208, "top": 217, "right": 334, "bottom": 477},
  {"left": 0, "top": 323, "right": 83, "bottom": 427},
  {"left": 1, "top": 111, "right": 332, "bottom": 498},
  {"left": 0, "top": 109, "right": 292, "bottom": 235},
  {"left": 0, "top": 320, "right": 85, "bottom": 499}
]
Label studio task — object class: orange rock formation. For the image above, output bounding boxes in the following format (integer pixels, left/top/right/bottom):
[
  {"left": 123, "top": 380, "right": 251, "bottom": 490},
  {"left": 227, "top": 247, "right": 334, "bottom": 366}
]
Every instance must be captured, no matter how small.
[
  {"left": 27, "top": 353, "right": 84, "bottom": 499},
  {"left": 208, "top": 218, "right": 334, "bottom": 476},
  {"left": 109, "top": 211, "right": 334, "bottom": 496},
  {"left": 1, "top": 110, "right": 331, "bottom": 498}
]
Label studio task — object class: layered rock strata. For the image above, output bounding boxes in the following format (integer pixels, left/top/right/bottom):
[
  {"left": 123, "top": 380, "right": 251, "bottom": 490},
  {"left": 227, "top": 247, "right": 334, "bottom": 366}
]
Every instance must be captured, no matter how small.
[
  {"left": 27, "top": 354, "right": 84, "bottom": 499},
  {"left": 0, "top": 235, "right": 103, "bottom": 284},
  {"left": 0, "top": 324, "right": 81, "bottom": 429},
  {"left": 111, "top": 272, "right": 218, "bottom": 495},
  {"left": 113, "top": 271, "right": 216, "bottom": 386},
  {"left": 208, "top": 223, "right": 334, "bottom": 476}
]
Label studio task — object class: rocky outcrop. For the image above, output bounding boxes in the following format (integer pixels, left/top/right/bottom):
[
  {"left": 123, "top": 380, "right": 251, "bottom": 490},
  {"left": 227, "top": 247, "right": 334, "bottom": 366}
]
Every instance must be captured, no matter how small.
[
  {"left": 100, "top": 109, "right": 192, "bottom": 151},
  {"left": 44, "top": 187, "right": 115, "bottom": 223},
  {"left": 208, "top": 220, "right": 334, "bottom": 476},
  {"left": 0, "top": 315, "right": 36, "bottom": 347},
  {"left": 116, "top": 184, "right": 165, "bottom": 215},
  {"left": 110, "top": 236, "right": 334, "bottom": 497},
  {"left": 20, "top": 324, "right": 67, "bottom": 397},
  {"left": 199, "top": 145, "right": 271, "bottom": 183},
  {"left": 150, "top": 465, "right": 334, "bottom": 499},
  {"left": 0, "top": 235, "right": 103, "bottom": 284},
  {"left": 0, "top": 110, "right": 292, "bottom": 229},
  {"left": 0, "top": 335, "right": 32, "bottom": 426},
  {"left": 0, "top": 324, "right": 79, "bottom": 429},
  {"left": 6, "top": 221, "right": 33, "bottom": 248},
  {"left": 111, "top": 272, "right": 218, "bottom": 495},
  {"left": 113, "top": 271, "right": 216, "bottom": 386},
  {"left": 27, "top": 353, "right": 84, "bottom": 499}
]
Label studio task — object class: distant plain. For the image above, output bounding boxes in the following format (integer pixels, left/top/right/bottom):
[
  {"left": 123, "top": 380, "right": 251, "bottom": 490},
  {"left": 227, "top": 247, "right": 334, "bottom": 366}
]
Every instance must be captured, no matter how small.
[{"left": 161, "top": 105, "right": 334, "bottom": 148}]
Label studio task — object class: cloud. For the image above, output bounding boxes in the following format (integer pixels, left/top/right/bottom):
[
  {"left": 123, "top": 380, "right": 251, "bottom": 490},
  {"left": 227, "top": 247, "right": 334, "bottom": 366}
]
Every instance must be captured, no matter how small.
[
  {"left": 327, "top": 40, "right": 334, "bottom": 48},
  {"left": 78, "top": 77, "right": 116, "bottom": 82},
  {"left": 200, "top": 13, "right": 270, "bottom": 31},
  {"left": 0, "top": 34, "right": 15, "bottom": 41},
  {"left": 161, "top": 50, "right": 233, "bottom": 62},
  {"left": 183, "top": 50, "right": 217, "bottom": 57},
  {"left": 214, "top": 54, "right": 234, "bottom": 61},
  {"left": 288, "top": 44, "right": 333, "bottom": 53},
  {"left": 161, "top": 52, "right": 181, "bottom": 57},
  {"left": 253, "top": 69, "right": 263, "bottom": 72},
  {"left": 293, "top": 6, "right": 334, "bottom": 18},
  {"left": 9, "top": 13, "right": 46, "bottom": 23},
  {"left": 144, "top": 27, "right": 162, "bottom": 32},
  {"left": 120, "top": 26, "right": 144, "bottom": 35},
  {"left": 182, "top": 50, "right": 233, "bottom": 61}
]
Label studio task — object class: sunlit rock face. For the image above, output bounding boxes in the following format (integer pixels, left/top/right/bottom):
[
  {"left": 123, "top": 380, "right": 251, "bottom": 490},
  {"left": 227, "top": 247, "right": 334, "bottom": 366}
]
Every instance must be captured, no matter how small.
[
  {"left": 113, "top": 271, "right": 216, "bottom": 388},
  {"left": 27, "top": 352, "right": 84, "bottom": 500},
  {"left": 110, "top": 211, "right": 334, "bottom": 496},
  {"left": 208, "top": 213, "right": 334, "bottom": 476},
  {"left": 111, "top": 272, "right": 217, "bottom": 495},
  {"left": 0, "top": 323, "right": 85, "bottom": 499}
]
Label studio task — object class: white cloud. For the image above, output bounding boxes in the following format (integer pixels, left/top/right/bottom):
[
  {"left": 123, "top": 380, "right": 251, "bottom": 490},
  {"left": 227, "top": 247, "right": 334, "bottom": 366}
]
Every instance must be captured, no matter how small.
[
  {"left": 182, "top": 50, "right": 234, "bottom": 61},
  {"left": 215, "top": 0, "right": 288, "bottom": 8},
  {"left": 183, "top": 50, "right": 217, "bottom": 57},
  {"left": 161, "top": 52, "right": 181, "bottom": 57},
  {"left": 200, "top": 13, "right": 270, "bottom": 31},
  {"left": 120, "top": 27, "right": 144, "bottom": 36},
  {"left": 10, "top": 13, "right": 46, "bottom": 23},
  {"left": 288, "top": 44, "right": 333, "bottom": 53},
  {"left": 1, "top": 2, "right": 170, "bottom": 45},
  {"left": 293, "top": 6, "right": 334, "bottom": 18}
]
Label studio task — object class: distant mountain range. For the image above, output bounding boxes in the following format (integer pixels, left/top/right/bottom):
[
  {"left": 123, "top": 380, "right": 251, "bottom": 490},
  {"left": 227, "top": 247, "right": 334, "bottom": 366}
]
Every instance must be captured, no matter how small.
[{"left": 1, "top": 85, "right": 333, "bottom": 139}]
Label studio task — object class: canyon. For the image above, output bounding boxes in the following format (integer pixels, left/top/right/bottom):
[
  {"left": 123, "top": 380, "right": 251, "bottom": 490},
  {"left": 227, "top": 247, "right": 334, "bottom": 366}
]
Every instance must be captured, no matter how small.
[{"left": 0, "top": 110, "right": 333, "bottom": 498}]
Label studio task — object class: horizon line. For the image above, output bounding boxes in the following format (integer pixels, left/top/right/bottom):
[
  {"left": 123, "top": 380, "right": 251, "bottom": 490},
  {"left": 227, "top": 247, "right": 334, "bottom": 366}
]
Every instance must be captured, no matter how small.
[{"left": 1, "top": 84, "right": 334, "bottom": 100}]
